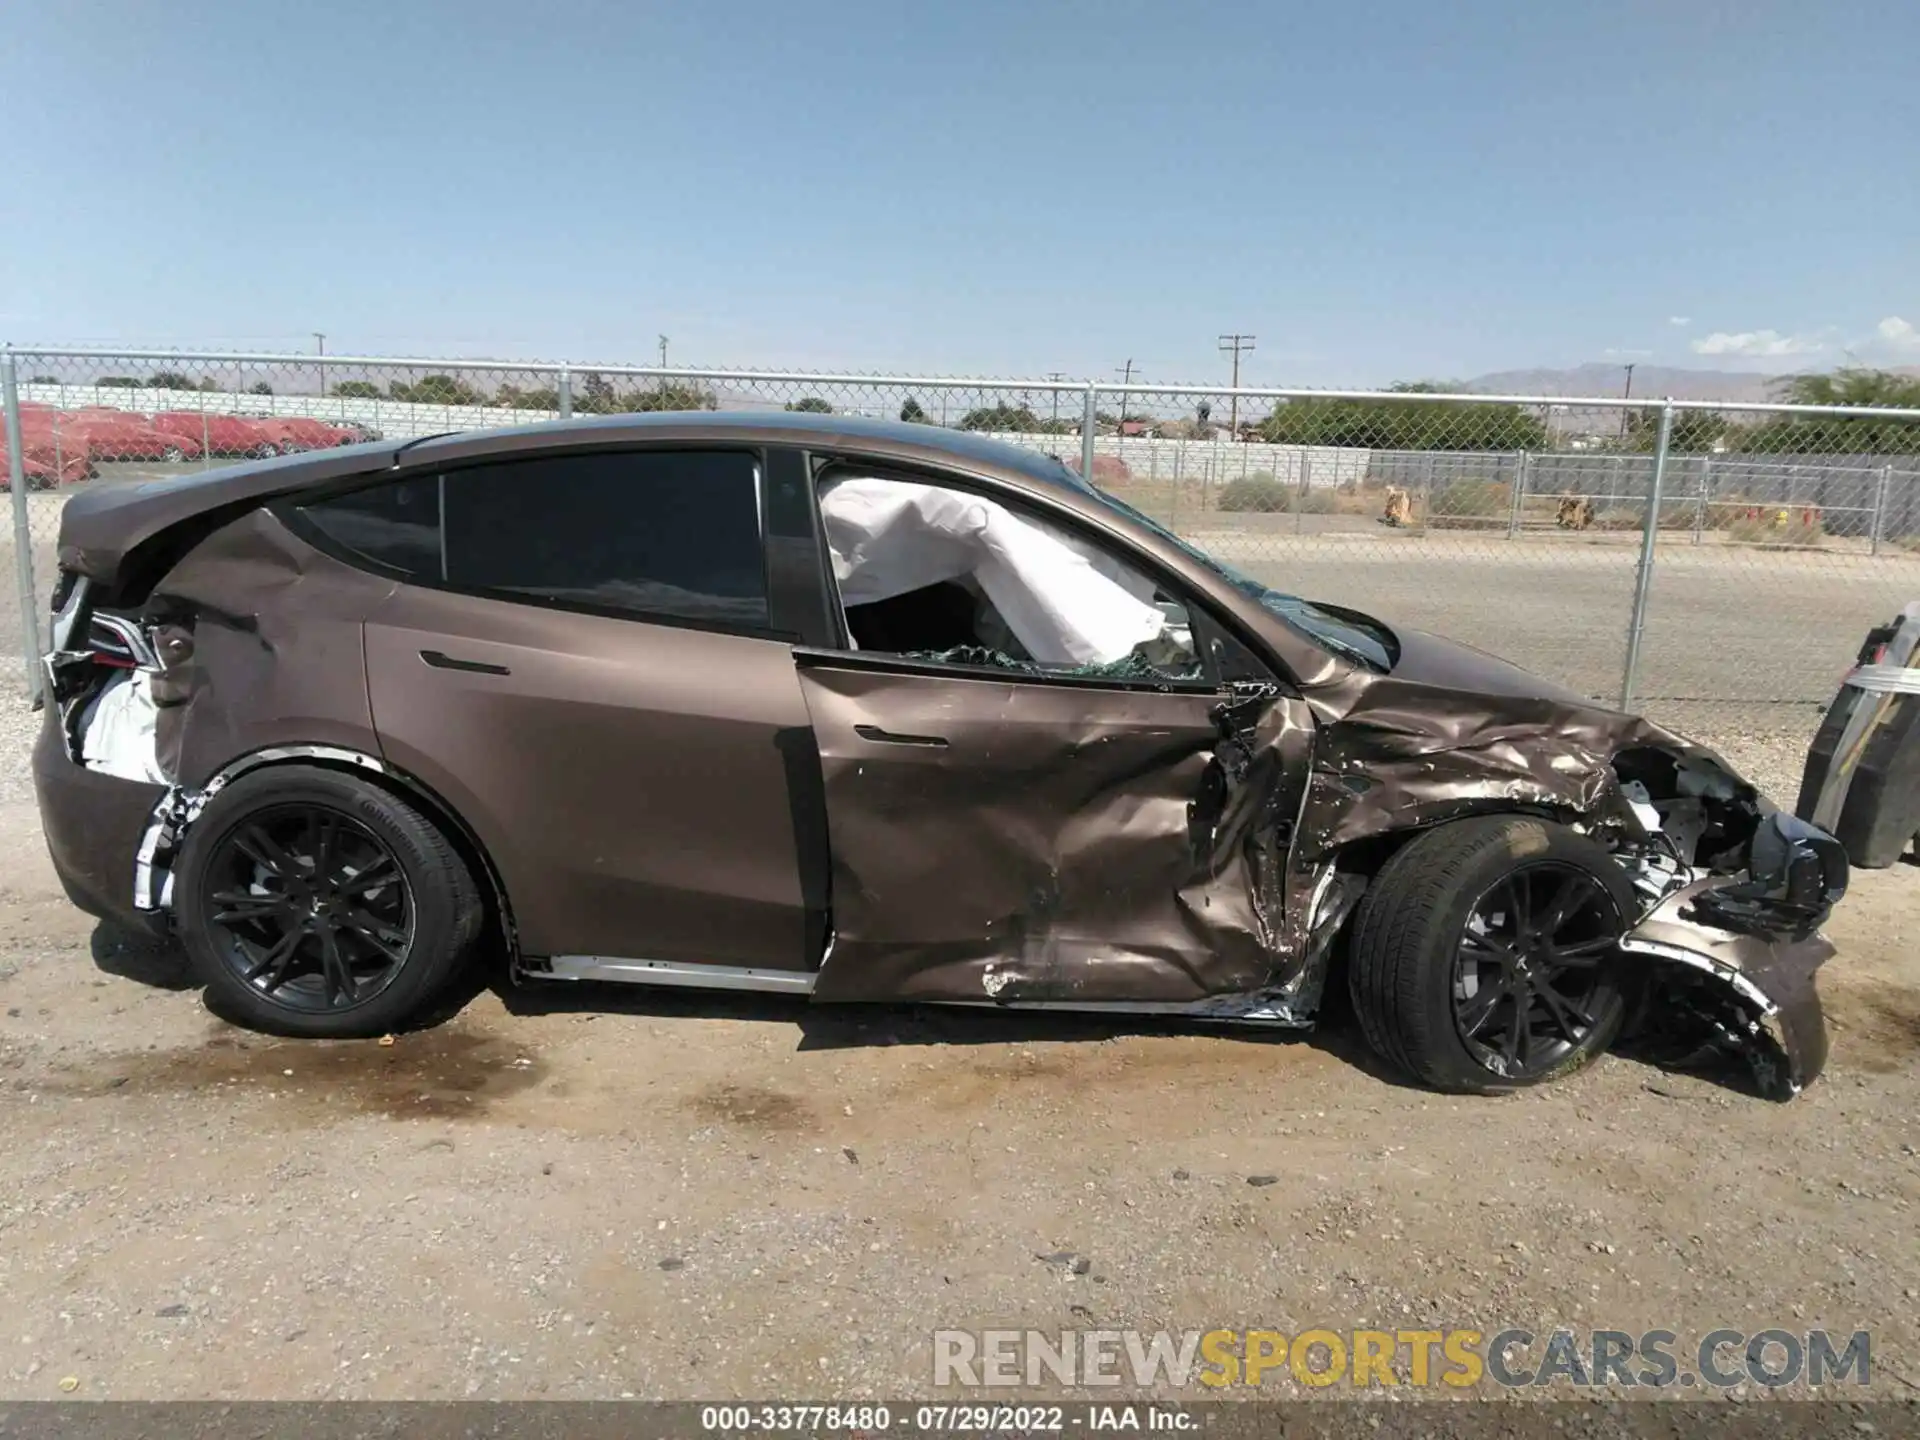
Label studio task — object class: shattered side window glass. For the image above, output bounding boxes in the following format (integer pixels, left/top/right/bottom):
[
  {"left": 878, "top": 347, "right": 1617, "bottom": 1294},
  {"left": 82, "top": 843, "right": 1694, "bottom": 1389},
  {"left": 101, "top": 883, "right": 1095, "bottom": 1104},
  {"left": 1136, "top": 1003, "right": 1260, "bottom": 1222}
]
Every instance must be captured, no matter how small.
[
  {"left": 900, "top": 645, "right": 1204, "bottom": 683},
  {"left": 819, "top": 475, "right": 1205, "bottom": 684},
  {"left": 299, "top": 477, "right": 444, "bottom": 579}
]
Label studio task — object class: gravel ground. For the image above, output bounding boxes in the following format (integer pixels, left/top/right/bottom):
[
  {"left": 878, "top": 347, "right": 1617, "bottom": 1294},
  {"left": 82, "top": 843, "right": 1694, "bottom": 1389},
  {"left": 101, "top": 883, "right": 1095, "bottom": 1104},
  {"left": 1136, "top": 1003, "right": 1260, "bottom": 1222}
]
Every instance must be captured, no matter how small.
[{"left": 0, "top": 689, "right": 1916, "bottom": 1406}]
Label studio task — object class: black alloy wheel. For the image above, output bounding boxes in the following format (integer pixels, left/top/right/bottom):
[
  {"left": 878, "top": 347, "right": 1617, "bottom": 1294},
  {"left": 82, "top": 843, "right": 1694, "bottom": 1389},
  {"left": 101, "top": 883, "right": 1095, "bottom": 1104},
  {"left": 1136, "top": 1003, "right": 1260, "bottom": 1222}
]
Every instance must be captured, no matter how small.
[
  {"left": 1452, "top": 861, "right": 1626, "bottom": 1081},
  {"left": 200, "top": 803, "right": 415, "bottom": 1014}
]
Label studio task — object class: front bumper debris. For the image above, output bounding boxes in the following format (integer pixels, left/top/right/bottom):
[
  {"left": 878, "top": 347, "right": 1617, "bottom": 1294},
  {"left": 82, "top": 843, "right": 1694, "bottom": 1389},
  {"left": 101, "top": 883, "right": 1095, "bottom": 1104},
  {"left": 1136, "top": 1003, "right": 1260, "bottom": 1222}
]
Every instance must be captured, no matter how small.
[{"left": 1621, "top": 879, "right": 1834, "bottom": 1099}]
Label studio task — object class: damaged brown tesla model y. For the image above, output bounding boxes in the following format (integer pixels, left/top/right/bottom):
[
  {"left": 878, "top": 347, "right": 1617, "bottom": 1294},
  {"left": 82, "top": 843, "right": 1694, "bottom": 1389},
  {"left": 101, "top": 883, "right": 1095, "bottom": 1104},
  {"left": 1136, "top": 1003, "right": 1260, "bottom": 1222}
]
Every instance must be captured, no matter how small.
[{"left": 33, "top": 413, "right": 1849, "bottom": 1096}]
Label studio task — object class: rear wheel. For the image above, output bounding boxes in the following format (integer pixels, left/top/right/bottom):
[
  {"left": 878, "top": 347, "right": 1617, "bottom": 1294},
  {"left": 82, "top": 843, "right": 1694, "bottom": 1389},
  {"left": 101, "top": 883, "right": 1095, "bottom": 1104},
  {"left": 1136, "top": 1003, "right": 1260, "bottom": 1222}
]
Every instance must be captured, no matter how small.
[
  {"left": 1348, "top": 816, "right": 1634, "bottom": 1093},
  {"left": 174, "top": 765, "right": 482, "bottom": 1038}
]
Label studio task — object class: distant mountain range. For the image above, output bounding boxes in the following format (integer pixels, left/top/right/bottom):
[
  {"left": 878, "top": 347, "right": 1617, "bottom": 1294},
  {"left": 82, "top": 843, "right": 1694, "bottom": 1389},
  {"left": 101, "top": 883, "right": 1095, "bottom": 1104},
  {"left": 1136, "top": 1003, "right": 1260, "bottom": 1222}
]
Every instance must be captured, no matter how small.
[{"left": 1465, "top": 362, "right": 1920, "bottom": 407}]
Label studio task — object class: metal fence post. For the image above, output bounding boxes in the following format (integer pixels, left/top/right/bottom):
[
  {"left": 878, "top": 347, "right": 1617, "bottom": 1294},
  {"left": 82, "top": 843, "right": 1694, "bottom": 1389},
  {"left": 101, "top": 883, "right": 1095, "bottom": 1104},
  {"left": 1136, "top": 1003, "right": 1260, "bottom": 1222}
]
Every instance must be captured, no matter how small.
[
  {"left": 1870, "top": 462, "right": 1891, "bottom": 556},
  {"left": 558, "top": 368, "right": 573, "bottom": 421},
  {"left": 3, "top": 352, "right": 42, "bottom": 701},
  {"left": 1080, "top": 386, "right": 1097, "bottom": 484},
  {"left": 1691, "top": 455, "right": 1711, "bottom": 546},
  {"left": 1619, "top": 402, "right": 1674, "bottom": 712},
  {"left": 1507, "top": 450, "right": 1529, "bottom": 539},
  {"left": 1295, "top": 449, "right": 1310, "bottom": 534},
  {"left": 1417, "top": 453, "right": 1434, "bottom": 534}
]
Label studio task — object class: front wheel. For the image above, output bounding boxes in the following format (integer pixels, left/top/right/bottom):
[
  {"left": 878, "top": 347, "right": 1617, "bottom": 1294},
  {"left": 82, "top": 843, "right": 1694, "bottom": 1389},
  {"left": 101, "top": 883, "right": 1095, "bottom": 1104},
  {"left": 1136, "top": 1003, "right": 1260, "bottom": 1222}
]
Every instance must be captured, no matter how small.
[
  {"left": 174, "top": 765, "right": 483, "bottom": 1038},
  {"left": 1347, "top": 816, "right": 1635, "bottom": 1093}
]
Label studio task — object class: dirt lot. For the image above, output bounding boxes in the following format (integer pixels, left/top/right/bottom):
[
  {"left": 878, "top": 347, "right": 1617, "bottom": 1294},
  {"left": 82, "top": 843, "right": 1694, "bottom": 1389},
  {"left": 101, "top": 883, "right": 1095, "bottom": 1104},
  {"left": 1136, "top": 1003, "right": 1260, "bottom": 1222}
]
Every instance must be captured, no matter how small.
[{"left": 1, "top": 690, "right": 1917, "bottom": 1404}]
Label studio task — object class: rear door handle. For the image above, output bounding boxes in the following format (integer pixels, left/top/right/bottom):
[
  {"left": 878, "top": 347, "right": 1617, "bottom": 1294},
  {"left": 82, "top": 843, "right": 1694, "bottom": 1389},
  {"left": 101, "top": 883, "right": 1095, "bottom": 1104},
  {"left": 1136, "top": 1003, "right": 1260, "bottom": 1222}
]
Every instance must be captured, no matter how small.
[
  {"left": 854, "top": 723, "right": 949, "bottom": 748},
  {"left": 420, "top": 648, "right": 511, "bottom": 676}
]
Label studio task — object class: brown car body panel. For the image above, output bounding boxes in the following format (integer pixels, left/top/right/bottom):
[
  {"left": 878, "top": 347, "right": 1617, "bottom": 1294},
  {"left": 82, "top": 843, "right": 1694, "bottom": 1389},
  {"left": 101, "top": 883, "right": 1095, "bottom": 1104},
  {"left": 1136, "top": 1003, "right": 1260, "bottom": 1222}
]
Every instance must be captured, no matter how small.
[
  {"left": 34, "top": 412, "right": 1846, "bottom": 1095},
  {"left": 142, "top": 509, "right": 395, "bottom": 786},
  {"left": 362, "top": 583, "right": 817, "bottom": 967},
  {"left": 797, "top": 656, "right": 1314, "bottom": 1003},
  {"left": 1290, "top": 624, "right": 1753, "bottom": 861},
  {"left": 31, "top": 705, "right": 170, "bottom": 931}
]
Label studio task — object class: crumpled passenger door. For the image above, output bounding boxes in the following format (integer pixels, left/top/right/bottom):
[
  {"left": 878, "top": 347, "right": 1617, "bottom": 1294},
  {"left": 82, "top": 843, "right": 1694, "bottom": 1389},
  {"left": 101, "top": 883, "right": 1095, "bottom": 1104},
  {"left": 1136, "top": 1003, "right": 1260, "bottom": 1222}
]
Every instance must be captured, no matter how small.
[{"left": 795, "top": 651, "right": 1314, "bottom": 1005}]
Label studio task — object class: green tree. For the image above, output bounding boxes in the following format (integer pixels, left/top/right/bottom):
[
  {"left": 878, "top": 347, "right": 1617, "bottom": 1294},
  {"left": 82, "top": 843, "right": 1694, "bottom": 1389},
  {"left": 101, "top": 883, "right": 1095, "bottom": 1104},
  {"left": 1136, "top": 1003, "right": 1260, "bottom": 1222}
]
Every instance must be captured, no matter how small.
[
  {"left": 899, "top": 396, "right": 931, "bottom": 424},
  {"left": 578, "top": 371, "right": 619, "bottom": 414},
  {"left": 248, "top": 382, "right": 274, "bottom": 396},
  {"left": 1258, "top": 381, "right": 1545, "bottom": 451},
  {"left": 391, "top": 374, "right": 479, "bottom": 405},
  {"left": 1736, "top": 368, "right": 1920, "bottom": 454},
  {"left": 958, "top": 402, "right": 1042, "bottom": 433},
  {"left": 28, "top": 375, "right": 55, "bottom": 384},
  {"left": 149, "top": 371, "right": 198, "bottom": 390},
  {"left": 332, "top": 380, "right": 383, "bottom": 399},
  {"left": 493, "top": 382, "right": 559, "bottom": 410},
  {"left": 95, "top": 376, "right": 139, "bottom": 388},
  {"left": 1779, "top": 368, "right": 1920, "bottom": 408},
  {"left": 785, "top": 396, "right": 834, "bottom": 413},
  {"left": 1621, "top": 407, "right": 1729, "bottom": 454},
  {"left": 620, "top": 382, "right": 717, "bottom": 413}
]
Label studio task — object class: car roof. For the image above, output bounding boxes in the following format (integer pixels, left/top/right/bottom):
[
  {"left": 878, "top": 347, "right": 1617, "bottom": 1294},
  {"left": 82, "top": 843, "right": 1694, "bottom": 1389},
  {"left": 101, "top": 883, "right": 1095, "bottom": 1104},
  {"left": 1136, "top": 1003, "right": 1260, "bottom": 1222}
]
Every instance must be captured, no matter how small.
[
  {"left": 57, "top": 410, "right": 1092, "bottom": 589},
  {"left": 397, "top": 409, "right": 1092, "bottom": 492}
]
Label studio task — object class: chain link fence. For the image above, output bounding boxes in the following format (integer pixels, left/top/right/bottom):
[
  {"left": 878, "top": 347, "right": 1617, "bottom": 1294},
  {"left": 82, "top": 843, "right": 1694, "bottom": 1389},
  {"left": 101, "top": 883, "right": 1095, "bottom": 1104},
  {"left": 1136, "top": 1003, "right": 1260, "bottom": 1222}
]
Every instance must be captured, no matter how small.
[{"left": 7, "top": 348, "right": 1919, "bottom": 757}]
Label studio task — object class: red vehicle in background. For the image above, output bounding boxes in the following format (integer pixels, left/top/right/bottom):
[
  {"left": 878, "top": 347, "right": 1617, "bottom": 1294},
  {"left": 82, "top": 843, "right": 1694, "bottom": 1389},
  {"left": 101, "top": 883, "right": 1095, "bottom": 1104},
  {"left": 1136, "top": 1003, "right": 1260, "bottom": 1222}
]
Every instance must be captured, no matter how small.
[
  {"left": 53, "top": 409, "right": 205, "bottom": 463},
  {"left": 1, "top": 410, "right": 93, "bottom": 489},
  {"left": 152, "top": 411, "right": 280, "bottom": 459},
  {"left": 247, "top": 416, "right": 356, "bottom": 453}
]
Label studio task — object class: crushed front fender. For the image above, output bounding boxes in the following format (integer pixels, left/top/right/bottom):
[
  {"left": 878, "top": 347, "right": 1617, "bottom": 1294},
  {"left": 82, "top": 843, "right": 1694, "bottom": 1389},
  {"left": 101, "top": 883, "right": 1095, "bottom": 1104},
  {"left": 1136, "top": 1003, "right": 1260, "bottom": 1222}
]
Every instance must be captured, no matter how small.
[{"left": 1619, "top": 879, "right": 1834, "bottom": 1099}]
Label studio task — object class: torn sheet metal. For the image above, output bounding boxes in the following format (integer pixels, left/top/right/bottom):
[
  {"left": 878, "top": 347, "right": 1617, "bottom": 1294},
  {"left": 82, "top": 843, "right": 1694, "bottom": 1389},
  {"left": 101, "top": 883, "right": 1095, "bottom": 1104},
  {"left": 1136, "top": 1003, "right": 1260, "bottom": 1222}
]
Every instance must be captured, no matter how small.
[
  {"left": 819, "top": 477, "right": 1169, "bottom": 667},
  {"left": 1292, "top": 625, "right": 1757, "bottom": 861},
  {"left": 36, "top": 508, "right": 398, "bottom": 930},
  {"left": 1620, "top": 879, "right": 1832, "bottom": 1098},
  {"left": 134, "top": 508, "right": 396, "bottom": 786},
  {"left": 801, "top": 659, "right": 1312, "bottom": 1005}
]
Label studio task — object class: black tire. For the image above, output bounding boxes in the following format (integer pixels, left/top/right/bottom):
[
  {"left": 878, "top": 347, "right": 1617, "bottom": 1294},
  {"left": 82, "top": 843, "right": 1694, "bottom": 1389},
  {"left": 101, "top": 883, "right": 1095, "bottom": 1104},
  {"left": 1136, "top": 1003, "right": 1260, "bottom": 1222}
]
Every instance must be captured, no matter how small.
[
  {"left": 174, "top": 764, "right": 483, "bottom": 1038},
  {"left": 1347, "top": 815, "right": 1636, "bottom": 1094}
]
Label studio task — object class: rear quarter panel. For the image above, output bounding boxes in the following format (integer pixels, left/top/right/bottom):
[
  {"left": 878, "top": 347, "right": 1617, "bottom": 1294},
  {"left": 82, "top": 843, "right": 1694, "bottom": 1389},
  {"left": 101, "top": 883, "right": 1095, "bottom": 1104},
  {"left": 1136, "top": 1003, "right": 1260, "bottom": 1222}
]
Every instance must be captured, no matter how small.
[{"left": 146, "top": 508, "right": 397, "bottom": 784}]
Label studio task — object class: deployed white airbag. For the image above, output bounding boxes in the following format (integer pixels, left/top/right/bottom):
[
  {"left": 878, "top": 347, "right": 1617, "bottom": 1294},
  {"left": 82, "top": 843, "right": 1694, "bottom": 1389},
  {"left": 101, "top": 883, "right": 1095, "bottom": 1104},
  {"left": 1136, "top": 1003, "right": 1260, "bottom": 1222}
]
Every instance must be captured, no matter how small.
[
  {"left": 79, "top": 669, "right": 169, "bottom": 784},
  {"left": 819, "top": 478, "right": 1167, "bottom": 666}
]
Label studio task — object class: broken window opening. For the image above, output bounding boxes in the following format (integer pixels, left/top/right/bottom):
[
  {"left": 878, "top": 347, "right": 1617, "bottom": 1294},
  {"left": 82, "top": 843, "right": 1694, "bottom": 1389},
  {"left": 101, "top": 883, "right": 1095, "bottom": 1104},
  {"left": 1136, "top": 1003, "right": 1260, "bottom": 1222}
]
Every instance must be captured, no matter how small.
[{"left": 818, "top": 474, "right": 1205, "bottom": 684}]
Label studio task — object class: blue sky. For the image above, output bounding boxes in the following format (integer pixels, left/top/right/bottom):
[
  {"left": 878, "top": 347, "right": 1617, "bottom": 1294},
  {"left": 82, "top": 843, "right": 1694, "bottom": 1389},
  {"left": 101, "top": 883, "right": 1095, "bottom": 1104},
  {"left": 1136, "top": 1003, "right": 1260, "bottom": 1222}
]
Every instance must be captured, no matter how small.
[{"left": 2, "top": 0, "right": 1915, "bottom": 386}]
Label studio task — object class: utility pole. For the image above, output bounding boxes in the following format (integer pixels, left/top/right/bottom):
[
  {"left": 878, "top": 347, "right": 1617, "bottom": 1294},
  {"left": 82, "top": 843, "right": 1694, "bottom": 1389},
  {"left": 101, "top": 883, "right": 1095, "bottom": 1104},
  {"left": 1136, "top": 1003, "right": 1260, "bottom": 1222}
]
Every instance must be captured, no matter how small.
[
  {"left": 313, "top": 332, "right": 326, "bottom": 397},
  {"left": 1219, "top": 333, "right": 1255, "bottom": 439},
  {"left": 658, "top": 334, "right": 670, "bottom": 368},
  {"left": 1618, "top": 362, "right": 1636, "bottom": 443},
  {"left": 1114, "top": 359, "right": 1134, "bottom": 427},
  {"left": 1047, "top": 371, "right": 1065, "bottom": 428}
]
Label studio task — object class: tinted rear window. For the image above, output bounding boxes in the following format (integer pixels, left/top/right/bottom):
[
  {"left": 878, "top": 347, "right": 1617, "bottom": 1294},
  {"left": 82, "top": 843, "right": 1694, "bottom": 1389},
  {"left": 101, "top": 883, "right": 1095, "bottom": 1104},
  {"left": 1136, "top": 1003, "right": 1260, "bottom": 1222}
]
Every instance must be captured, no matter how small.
[
  {"left": 300, "top": 475, "right": 441, "bottom": 576},
  {"left": 298, "top": 450, "right": 768, "bottom": 629}
]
